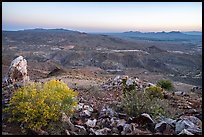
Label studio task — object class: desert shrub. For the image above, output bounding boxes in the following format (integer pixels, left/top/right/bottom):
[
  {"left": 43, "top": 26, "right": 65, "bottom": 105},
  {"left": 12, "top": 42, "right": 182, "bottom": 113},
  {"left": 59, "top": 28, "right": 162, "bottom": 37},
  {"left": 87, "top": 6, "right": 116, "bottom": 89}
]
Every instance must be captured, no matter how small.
[
  {"left": 144, "top": 86, "right": 164, "bottom": 99},
  {"left": 121, "top": 89, "right": 167, "bottom": 118},
  {"left": 122, "top": 78, "right": 136, "bottom": 96},
  {"left": 156, "top": 79, "right": 174, "bottom": 91},
  {"left": 3, "top": 79, "right": 78, "bottom": 130},
  {"left": 121, "top": 81, "right": 173, "bottom": 119}
]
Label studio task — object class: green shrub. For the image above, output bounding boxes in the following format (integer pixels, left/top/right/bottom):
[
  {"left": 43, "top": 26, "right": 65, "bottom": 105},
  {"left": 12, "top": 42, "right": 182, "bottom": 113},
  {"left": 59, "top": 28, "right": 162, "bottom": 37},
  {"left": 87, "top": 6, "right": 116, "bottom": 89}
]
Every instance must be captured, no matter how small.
[
  {"left": 3, "top": 79, "right": 78, "bottom": 130},
  {"left": 145, "top": 86, "right": 164, "bottom": 99},
  {"left": 156, "top": 79, "right": 174, "bottom": 91},
  {"left": 120, "top": 82, "right": 173, "bottom": 119},
  {"left": 121, "top": 89, "right": 168, "bottom": 118},
  {"left": 122, "top": 78, "right": 136, "bottom": 97}
]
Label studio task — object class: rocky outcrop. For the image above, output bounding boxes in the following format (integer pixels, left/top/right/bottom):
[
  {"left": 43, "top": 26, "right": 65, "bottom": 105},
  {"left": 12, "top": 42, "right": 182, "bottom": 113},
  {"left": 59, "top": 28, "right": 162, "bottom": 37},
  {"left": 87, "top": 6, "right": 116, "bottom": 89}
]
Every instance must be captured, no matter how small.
[
  {"left": 3, "top": 56, "right": 29, "bottom": 86},
  {"left": 101, "top": 75, "right": 152, "bottom": 92}
]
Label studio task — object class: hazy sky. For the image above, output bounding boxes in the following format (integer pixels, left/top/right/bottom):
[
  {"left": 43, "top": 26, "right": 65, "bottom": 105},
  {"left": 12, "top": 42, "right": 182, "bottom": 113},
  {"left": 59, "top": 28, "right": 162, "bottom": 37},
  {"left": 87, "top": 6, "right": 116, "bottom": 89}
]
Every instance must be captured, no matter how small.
[{"left": 2, "top": 2, "right": 202, "bottom": 32}]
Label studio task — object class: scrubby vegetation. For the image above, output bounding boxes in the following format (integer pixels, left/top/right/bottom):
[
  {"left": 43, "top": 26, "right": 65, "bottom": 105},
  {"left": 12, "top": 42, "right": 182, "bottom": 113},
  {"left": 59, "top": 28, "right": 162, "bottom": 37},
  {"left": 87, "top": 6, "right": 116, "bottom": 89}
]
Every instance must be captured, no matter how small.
[
  {"left": 144, "top": 86, "right": 164, "bottom": 99},
  {"left": 156, "top": 79, "right": 174, "bottom": 91},
  {"left": 121, "top": 79, "right": 173, "bottom": 119},
  {"left": 3, "top": 79, "right": 78, "bottom": 131}
]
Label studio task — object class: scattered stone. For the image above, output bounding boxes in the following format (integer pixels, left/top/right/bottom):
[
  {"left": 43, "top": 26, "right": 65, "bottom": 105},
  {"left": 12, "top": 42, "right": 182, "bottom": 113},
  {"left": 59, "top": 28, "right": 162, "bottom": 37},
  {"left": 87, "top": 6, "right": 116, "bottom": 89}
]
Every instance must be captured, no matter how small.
[
  {"left": 77, "top": 103, "right": 84, "bottom": 110},
  {"left": 116, "top": 119, "right": 126, "bottom": 132},
  {"left": 110, "top": 117, "right": 118, "bottom": 127},
  {"left": 129, "top": 127, "right": 152, "bottom": 135},
  {"left": 158, "top": 117, "right": 176, "bottom": 127},
  {"left": 178, "top": 129, "right": 194, "bottom": 135},
  {"left": 94, "top": 127, "right": 111, "bottom": 135},
  {"left": 31, "top": 128, "right": 49, "bottom": 135},
  {"left": 99, "top": 106, "right": 115, "bottom": 118},
  {"left": 85, "top": 119, "right": 97, "bottom": 128},
  {"left": 174, "top": 91, "right": 185, "bottom": 96},
  {"left": 155, "top": 121, "right": 175, "bottom": 135},
  {"left": 82, "top": 110, "right": 91, "bottom": 117},
  {"left": 75, "top": 125, "right": 87, "bottom": 135},
  {"left": 61, "top": 112, "right": 75, "bottom": 131},
  {"left": 122, "top": 124, "right": 133, "bottom": 134},
  {"left": 191, "top": 86, "right": 202, "bottom": 93},
  {"left": 65, "top": 130, "right": 71, "bottom": 135},
  {"left": 179, "top": 115, "right": 202, "bottom": 129},
  {"left": 186, "top": 127, "right": 202, "bottom": 135},
  {"left": 134, "top": 113, "right": 154, "bottom": 126},
  {"left": 77, "top": 104, "right": 94, "bottom": 117},
  {"left": 141, "top": 113, "right": 154, "bottom": 123},
  {"left": 113, "top": 75, "right": 122, "bottom": 85},
  {"left": 83, "top": 105, "right": 94, "bottom": 112},
  {"left": 100, "top": 118, "right": 111, "bottom": 128},
  {"left": 2, "top": 132, "right": 13, "bottom": 135},
  {"left": 126, "top": 78, "right": 135, "bottom": 86},
  {"left": 118, "top": 112, "right": 127, "bottom": 119},
  {"left": 176, "top": 119, "right": 194, "bottom": 134},
  {"left": 147, "top": 82, "right": 156, "bottom": 87},
  {"left": 112, "top": 127, "right": 119, "bottom": 134},
  {"left": 175, "top": 117, "right": 202, "bottom": 135}
]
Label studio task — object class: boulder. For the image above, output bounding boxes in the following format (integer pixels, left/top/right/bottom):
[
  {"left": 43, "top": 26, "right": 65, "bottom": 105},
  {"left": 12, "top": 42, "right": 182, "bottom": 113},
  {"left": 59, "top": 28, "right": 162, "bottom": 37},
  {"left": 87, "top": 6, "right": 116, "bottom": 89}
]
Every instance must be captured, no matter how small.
[
  {"left": 175, "top": 116, "right": 202, "bottom": 135},
  {"left": 7, "top": 56, "right": 29, "bottom": 84},
  {"left": 155, "top": 118, "right": 176, "bottom": 135},
  {"left": 179, "top": 115, "right": 202, "bottom": 129}
]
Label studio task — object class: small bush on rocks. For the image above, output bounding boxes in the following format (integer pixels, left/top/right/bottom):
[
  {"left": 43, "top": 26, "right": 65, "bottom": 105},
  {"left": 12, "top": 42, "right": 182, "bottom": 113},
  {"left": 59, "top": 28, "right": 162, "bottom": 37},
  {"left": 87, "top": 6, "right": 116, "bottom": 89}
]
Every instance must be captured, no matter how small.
[
  {"left": 144, "top": 86, "right": 164, "bottom": 99},
  {"left": 156, "top": 79, "right": 174, "bottom": 91},
  {"left": 121, "top": 79, "right": 173, "bottom": 119}
]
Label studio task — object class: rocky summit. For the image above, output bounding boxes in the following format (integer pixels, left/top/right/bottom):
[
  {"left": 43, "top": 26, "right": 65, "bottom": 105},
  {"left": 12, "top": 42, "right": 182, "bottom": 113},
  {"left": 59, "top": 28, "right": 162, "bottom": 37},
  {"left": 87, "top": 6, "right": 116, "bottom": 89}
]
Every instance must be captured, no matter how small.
[{"left": 2, "top": 56, "right": 202, "bottom": 135}]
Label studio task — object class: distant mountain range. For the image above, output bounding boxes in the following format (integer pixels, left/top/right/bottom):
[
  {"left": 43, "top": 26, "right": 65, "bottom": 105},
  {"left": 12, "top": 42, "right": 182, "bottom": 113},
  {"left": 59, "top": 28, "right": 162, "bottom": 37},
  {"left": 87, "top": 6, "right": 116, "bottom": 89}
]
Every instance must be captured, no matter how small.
[
  {"left": 100, "top": 30, "right": 202, "bottom": 44},
  {"left": 3, "top": 28, "right": 202, "bottom": 35},
  {"left": 3, "top": 28, "right": 202, "bottom": 45},
  {"left": 123, "top": 31, "right": 202, "bottom": 35},
  {"left": 21, "top": 28, "right": 83, "bottom": 34}
]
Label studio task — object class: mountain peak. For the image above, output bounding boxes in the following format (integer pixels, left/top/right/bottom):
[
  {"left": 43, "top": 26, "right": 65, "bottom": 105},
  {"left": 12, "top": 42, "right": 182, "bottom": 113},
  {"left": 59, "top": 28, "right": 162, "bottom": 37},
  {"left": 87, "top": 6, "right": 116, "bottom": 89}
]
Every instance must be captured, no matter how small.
[
  {"left": 19, "top": 28, "right": 81, "bottom": 33},
  {"left": 168, "top": 31, "right": 182, "bottom": 34},
  {"left": 123, "top": 31, "right": 142, "bottom": 34}
]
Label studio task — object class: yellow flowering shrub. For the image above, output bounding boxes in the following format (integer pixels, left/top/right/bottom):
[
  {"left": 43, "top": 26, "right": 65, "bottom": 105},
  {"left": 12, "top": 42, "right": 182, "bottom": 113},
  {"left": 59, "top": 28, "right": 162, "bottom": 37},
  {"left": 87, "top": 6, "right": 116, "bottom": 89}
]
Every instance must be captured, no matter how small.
[
  {"left": 144, "top": 86, "right": 164, "bottom": 99},
  {"left": 4, "top": 79, "right": 78, "bottom": 130}
]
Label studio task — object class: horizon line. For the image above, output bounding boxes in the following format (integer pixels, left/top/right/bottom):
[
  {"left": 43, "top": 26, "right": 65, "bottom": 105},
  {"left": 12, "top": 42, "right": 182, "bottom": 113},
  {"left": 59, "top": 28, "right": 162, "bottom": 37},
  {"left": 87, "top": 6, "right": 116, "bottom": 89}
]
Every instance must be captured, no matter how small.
[{"left": 2, "top": 28, "right": 202, "bottom": 33}]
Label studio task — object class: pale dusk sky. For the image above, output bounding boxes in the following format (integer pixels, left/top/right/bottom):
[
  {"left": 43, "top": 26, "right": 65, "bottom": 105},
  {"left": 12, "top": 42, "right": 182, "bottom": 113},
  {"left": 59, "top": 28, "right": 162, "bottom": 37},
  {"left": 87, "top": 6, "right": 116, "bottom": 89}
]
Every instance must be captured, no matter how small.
[{"left": 2, "top": 2, "right": 202, "bottom": 33}]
